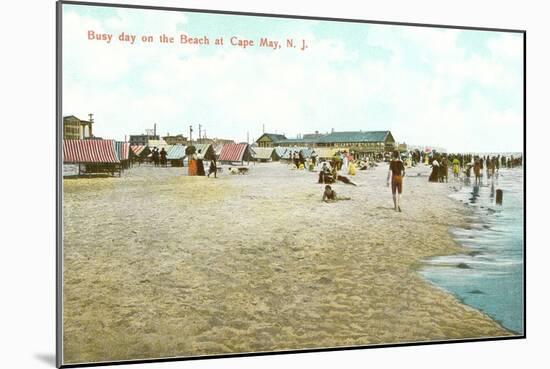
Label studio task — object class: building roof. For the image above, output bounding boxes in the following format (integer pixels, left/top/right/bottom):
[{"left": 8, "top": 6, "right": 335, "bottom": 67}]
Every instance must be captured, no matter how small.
[
  {"left": 317, "top": 131, "right": 391, "bottom": 144},
  {"left": 275, "top": 137, "right": 320, "bottom": 145},
  {"left": 166, "top": 144, "right": 187, "bottom": 160},
  {"left": 257, "top": 133, "right": 287, "bottom": 142},
  {"left": 63, "top": 139, "right": 120, "bottom": 164},
  {"left": 63, "top": 115, "right": 92, "bottom": 124},
  {"left": 252, "top": 147, "right": 275, "bottom": 160},
  {"left": 219, "top": 143, "right": 251, "bottom": 162}
]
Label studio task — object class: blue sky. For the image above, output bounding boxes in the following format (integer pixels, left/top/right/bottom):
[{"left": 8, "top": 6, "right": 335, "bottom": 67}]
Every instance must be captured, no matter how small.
[{"left": 62, "top": 4, "right": 523, "bottom": 152}]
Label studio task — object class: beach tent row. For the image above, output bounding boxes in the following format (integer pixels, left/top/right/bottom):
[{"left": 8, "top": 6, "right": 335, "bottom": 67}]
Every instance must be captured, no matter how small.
[
  {"left": 249, "top": 146, "right": 353, "bottom": 163},
  {"left": 127, "top": 143, "right": 217, "bottom": 166},
  {"left": 280, "top": 147, "right": 314, "bottom": 160},
  {"left": 63, "top": 139, "right": 121, "bottom": 176},
  {"left": 251, "top": 146, "right": 317, "bottom": 162}
]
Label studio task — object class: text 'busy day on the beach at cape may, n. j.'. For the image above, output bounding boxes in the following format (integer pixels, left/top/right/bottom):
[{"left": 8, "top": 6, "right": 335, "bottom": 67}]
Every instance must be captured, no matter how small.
[{"left": 87, "top": 31, "right": 310, "bottom": 51}]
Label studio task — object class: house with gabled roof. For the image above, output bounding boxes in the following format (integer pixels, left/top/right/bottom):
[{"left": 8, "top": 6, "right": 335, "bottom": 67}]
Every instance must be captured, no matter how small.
[{"left": 256, "top": 133, "right": 287, "bottom": 147}]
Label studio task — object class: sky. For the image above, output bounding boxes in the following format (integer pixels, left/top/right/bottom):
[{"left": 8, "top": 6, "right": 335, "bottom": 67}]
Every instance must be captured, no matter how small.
[{"left": 62, "top": 4, "right": 524, "bottom": 152}]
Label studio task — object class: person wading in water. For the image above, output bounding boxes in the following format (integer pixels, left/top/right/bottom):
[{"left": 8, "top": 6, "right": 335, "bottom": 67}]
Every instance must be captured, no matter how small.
[{"left": 387, "top": 150, "right": 405, "bottom": 212}]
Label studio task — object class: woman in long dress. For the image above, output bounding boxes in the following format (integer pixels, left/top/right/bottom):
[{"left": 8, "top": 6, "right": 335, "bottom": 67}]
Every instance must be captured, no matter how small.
[
  {"left": 452, "top": 158, "right": 460, "bottom": 179},
  {"left": 196, "top": 149, "right": 205, "bottom": 176},
  {"left": 429, "top": 158, "right": 439, "bottom": 182},
  {"left": 188, "top": 152, "right": 198, "bottom": 176},
  {"left": 341, "top": 152, "right": 349, "bottom": 174}
]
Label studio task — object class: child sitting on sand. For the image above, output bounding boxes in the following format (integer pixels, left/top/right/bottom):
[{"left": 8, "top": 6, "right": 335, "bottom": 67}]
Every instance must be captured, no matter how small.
[
  {"left": 319, "top": 162, "right": 334, "bottom": 184},
  {"left": 322, "top": 185, "right": 351, "bottom": 203}
]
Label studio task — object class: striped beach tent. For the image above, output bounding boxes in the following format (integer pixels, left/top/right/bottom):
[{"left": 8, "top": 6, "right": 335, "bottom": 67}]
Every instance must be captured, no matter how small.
[
  {"left": 63, "top": 139, "right": 121, "bottom": 176},
  {"left": 273, "top": 147, "right": 287, "bottom": 160},
  {"left": 115, "top": 141, "right": 130, "bottom": 161},
  {"left": 213, "top": 143, "right": 224, "bottom": 158},
  {"left": 63, "top": 139, "right": 119, "bottom": 164},
  {"left": 165, "top": 144, "right": 186, "bottom": 167},
  {"left": 194, "top": 143, "right": 216, "bottom": 161},
  {"left": 252, "top": 147, "right": 275, "bottom": 162},
  {"left": 115, "top": 141, "right": 132, "bottom": 169},
  {"left": 166, "top": 144, "right": 187, "bottom": 160},
  {"left": 130, "top": 145, "right": 149, "bottom": 157},
  {"left": 218, "top": 143, "right": 253, "bottom": 163}
]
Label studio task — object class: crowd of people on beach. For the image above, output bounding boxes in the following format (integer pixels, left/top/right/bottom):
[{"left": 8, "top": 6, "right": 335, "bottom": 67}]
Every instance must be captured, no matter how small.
[
  {"left": 312, "top": 148, "right": 522, "bottom": 211},
  {"left": 186, "top": 148, "right": 218, "bottom": 178},
  {"left": 150, "top": 147, "right": 168, "bottom": 167},
  {"left": 140, "top": 144, "right": 523, "bottom": 211},
  {"left": 428, "top": 153, "right": 523, "bottom": 184}
]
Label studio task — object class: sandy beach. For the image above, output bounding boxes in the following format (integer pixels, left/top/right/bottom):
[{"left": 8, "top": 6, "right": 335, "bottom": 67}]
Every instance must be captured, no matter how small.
[{"left": 62, "top": 161, "right": 512, "bottom": 364}]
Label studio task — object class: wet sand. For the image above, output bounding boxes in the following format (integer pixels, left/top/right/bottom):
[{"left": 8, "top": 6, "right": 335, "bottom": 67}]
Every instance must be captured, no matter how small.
[{"left": 62, "top": 162, "right": 511, "bottom": 364}]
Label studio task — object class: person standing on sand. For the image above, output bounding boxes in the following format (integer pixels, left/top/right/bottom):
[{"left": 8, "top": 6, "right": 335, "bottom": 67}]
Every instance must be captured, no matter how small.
[
  {"left": 152, "top": 147, "right": 159, "bottom": 167},
  {"left": 207, "top": 158, "right": 217, "bottom": 178},
  {"left": 196, "top": 149, "right": 205, "bottom": 176},
  {"left": 387, "top": 150, "right": 405, "bottom": 212},
  {"left": 160, "top": 147, "right": 167, "bottom": 167},
  {"left": 341, "top": 151, "right": 349, "bottom": 173},
  {"left": 440, "top": 156, "right": 449, "bottom": 183},
  {"left": 311, "top": 150, "right": 317, "bottom": 167},
  {"left": 429, "top": 157, "right": 439, "bottom": 182},
  {"left": 452, "top": 157, "right": 460, "bottom": 179}
]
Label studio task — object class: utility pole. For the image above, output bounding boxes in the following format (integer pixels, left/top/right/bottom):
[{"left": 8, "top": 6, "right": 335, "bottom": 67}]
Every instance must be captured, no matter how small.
[
  {"left": 198, "top": 124, "right": 202, "bottom": 144},
  {"left": 189, "top": 125, "right": 193, "bottom": 143},
  {"left": 87, "top": 113, "right": 94, "bottom": 138}
]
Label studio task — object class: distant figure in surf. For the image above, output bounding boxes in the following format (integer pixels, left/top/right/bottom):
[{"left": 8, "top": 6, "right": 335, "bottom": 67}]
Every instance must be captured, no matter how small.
[
  {"left": 474, "top": 158, "right": 482, "bottom": 184},
  {"left": 387, "top": 150, "right": 405, "bottom": 212}
]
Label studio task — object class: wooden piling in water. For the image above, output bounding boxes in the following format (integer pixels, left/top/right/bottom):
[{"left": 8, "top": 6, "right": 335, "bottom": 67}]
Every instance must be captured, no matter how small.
[{"left": 496, "top": 189, "right": 503, "bottom": 205}]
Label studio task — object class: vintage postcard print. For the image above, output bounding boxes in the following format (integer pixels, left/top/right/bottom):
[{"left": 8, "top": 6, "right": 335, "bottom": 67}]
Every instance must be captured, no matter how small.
[{"left": 57, "top": 1, "right": 525, "bottom": 366}]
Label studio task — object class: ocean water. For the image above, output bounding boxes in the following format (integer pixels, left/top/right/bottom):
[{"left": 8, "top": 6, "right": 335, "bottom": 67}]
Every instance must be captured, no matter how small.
[{"left": 420, "top": 167, "right": 524, "bottom": 334}]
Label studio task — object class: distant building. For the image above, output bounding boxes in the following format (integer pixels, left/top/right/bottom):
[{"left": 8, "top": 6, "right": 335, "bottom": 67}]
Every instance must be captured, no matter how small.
[
  {"left": 302, "top": 131, "right": 324, "bottom": 140},
  {"left": 63, "top": 115, "right": 94, "bottom": 140},
  {"left": 163, "top": 134, "right": 188, "bottom": 145},
  {"left": 256, "top": 130, "right": 397, "bottom": 154},
  {"left": 256, "top": 133, "right": 287, "bottom": 147},
  {"left": 129, "top": 134, "right": 160, "bottom": 146},
  {"left": 316, "top": 131, "right": 396, "bottom": 153}
]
